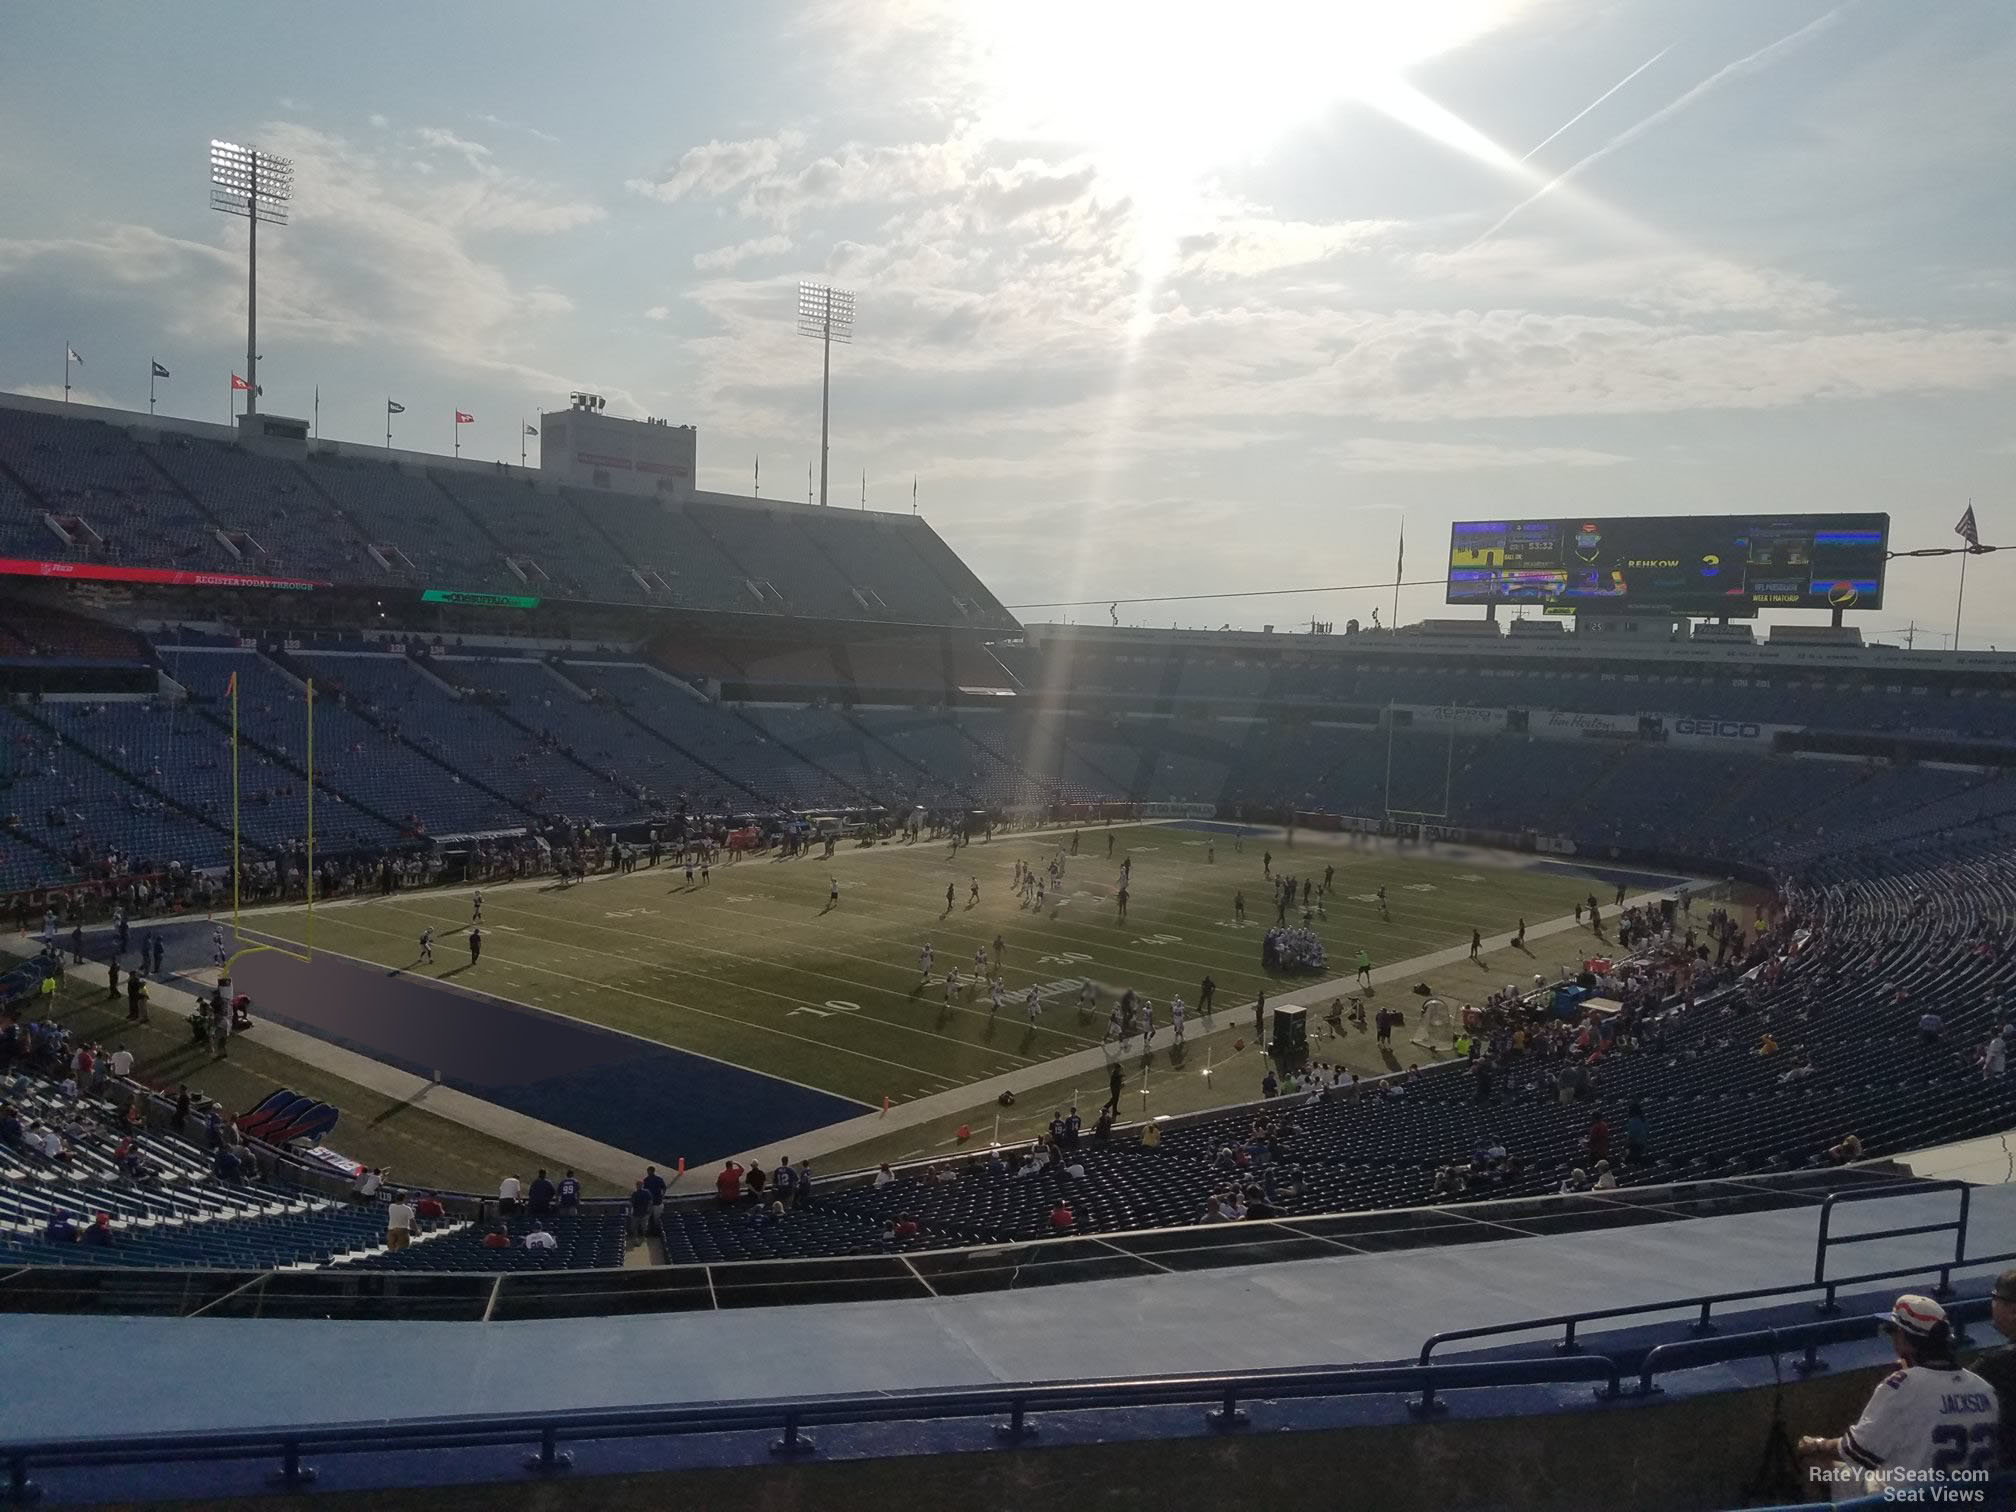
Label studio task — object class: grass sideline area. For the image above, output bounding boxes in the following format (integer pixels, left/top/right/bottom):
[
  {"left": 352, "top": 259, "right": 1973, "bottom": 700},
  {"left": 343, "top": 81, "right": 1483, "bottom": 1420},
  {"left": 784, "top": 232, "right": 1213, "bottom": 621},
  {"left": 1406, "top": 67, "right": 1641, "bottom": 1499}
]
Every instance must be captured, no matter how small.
[
  {"left": 12, "top": 955, "right": 607, "bottom": 1197},
  {"left": 238, "top": 823, "right": 1623, "bottom": 1121}
]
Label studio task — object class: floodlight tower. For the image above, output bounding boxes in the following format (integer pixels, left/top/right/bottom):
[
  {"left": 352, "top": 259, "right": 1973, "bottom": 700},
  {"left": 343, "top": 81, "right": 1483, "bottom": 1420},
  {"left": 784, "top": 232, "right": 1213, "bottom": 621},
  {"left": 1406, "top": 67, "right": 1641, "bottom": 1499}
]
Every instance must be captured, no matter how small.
[
  {"left": 210, "top": 139, "right": 293, "bottom": 418},
  {"left": 796, "top": 281, "right": 854, "bottom": 508}
]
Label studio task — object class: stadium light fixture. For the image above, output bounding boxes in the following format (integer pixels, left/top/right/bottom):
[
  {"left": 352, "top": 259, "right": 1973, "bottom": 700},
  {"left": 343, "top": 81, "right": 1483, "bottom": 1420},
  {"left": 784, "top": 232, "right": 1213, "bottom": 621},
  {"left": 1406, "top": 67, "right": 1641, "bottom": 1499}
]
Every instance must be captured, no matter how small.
[
  {"left": 210, "top": 139, "right": 293, "bottom": 419},
  {"left": 796, "top": 281, "right": 854, "bottom": 508}
]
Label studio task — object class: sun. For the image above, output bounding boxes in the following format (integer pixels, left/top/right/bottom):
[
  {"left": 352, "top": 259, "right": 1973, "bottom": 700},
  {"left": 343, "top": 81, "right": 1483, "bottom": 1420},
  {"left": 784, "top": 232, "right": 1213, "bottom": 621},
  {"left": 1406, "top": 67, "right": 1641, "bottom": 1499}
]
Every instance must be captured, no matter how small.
[{"left": 963, "top": 0, "right": 1527, "bottom": 179}]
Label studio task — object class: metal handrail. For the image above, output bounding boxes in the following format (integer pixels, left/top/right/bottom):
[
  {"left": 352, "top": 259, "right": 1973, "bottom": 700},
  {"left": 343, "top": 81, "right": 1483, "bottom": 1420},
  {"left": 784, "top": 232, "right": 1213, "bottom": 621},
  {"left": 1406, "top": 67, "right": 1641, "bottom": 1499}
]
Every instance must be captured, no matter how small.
[
  {"left": 1814, "top": 1179, "right": 1971, "bottom": 1295},
  {"left": 0, "top": 1353, "right": 1623, "bottom": 1500},
  {"left": 1636, "top": 1295, "right": 1994, "bottom": 1396},
  {"left": 1420, "top": 1243, "right": 2016, "bottom": 1367}
]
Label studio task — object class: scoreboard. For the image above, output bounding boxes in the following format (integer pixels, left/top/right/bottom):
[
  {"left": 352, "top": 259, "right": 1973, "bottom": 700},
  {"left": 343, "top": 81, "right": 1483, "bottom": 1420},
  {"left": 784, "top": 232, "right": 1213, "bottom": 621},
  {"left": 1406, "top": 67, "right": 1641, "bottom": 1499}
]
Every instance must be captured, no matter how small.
[{"left": 1445, "top": 513, "right": 1888, "bottom": 612}]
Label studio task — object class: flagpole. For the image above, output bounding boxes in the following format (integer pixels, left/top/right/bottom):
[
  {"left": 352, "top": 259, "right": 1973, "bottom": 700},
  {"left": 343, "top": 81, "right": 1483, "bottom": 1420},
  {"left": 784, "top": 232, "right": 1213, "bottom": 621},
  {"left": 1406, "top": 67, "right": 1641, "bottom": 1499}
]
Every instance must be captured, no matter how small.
[
  {"left": 754, "top": 454, "right": 760, "bottom": 498},
  {"left": 149, "top": 361, "right": 156, "bottom": 416},
  {"left": 63, "top": 344, "right": 71, "bottom": 405},
  {"left": 520, "top": 416, "right": 526, "bottom": 468},
  {"left": 1955, "top": 499, "right": 1971, "bottom": 652},
  {"left": 453, "top": 412, "right": 459, "bottom": 459},
  {"left": 313, "top": 386, "right": 320, "bottom": 440},
  {"left": 1395, "top": 517, "right": 1406, "bottom": 625}
]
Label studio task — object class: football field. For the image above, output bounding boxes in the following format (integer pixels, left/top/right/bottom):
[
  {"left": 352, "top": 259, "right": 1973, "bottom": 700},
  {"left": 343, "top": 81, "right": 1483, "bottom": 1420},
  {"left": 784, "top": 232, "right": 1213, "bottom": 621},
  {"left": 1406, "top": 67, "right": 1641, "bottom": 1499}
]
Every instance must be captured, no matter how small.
[{"left": 228, "top": 823, "right": 1657, "bottom": 1165}]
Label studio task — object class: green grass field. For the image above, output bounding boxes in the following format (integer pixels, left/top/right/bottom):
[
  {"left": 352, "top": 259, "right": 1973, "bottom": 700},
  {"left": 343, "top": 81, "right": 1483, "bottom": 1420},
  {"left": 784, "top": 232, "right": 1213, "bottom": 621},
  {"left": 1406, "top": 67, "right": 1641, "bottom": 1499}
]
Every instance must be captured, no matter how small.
[{"left": 241, "top": 823, "right": 1620, "bottom": 1114}]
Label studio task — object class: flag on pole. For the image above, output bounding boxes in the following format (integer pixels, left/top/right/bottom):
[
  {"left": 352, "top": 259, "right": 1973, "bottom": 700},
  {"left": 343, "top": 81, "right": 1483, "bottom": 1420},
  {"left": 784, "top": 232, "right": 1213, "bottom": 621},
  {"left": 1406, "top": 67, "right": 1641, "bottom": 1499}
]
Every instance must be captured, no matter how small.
[
  {"left": 67, "top": 347, "right": 83, "bottom": 366},
  {"left": 455, "top": 410, "right": 475, "bottom": 425},
  {"left": 225, "top": 670, "right": 237, "bottom": 698},
  {"left": 387, "top": 400, "right": 405, "bottom": 415},
  {"left": 151, "top": 360, "right": 170, "bottom": 379},
  {"left": 230, "top": 373, "right": 252, "bottom": 392},
  {"left": 1956, "top": 504, "right": 1980, "bottom": 548},
  {"left": 523, "top": 424, "right": 538, "bottom": 437}
]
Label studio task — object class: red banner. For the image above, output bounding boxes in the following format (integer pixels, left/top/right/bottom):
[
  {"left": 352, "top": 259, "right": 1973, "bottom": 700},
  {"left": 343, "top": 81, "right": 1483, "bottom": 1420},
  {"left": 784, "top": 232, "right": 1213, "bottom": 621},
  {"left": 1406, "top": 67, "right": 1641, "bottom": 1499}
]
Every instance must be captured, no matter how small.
[{"left": 0, "top": 557, "right": 325, "bottom": 591}]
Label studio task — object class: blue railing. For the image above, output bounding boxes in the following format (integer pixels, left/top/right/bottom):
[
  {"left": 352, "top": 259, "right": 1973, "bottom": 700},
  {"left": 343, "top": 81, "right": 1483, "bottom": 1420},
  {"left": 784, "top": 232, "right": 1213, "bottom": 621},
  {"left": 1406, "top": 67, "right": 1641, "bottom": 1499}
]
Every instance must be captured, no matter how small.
[
  {"left": 1814, "top": 1179, "right": 1971, "bottom": 1297},
  {"left": 1, "top": 1354, "right": 1623, "bottom": 1502}
]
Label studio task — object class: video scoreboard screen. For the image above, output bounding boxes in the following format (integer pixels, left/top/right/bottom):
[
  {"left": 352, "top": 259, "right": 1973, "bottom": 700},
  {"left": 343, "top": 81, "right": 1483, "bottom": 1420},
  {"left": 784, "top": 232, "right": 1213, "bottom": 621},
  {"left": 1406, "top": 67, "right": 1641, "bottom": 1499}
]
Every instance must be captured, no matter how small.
[{"left": 1445, "top": 513, "right": 1888, "bottom": 612}]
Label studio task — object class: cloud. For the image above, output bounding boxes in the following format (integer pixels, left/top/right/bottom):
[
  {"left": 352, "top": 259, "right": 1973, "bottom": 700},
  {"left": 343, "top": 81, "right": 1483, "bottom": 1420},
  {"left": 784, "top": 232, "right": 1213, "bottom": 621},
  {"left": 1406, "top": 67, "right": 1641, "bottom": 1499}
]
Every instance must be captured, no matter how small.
[
  {"left": 0, "top": 123, "right": 616, "bottom": 404},
  {"left": 643, "top": 305, "right": 674, "bottom": 321},
  {"left": 474, "top": 112, "right": 560, "bottom": 144},
  {"left": 416, "top": 125, "right": 493, "bottom": 165},
  {"left": 969, "top": 161, "right": 1097, "bottom": 225},
  {"left": 1318, "top": 438, "right": 1631, "bottom": 472},
  {"left": 367, "top": 113, "right": 389, "bottom": 130},
  {"left": 736, "top": 136, "right": 981, "bottom": 224},
  {"left": 628, "top": 131, "right": 806, "bottom": 203},
  {"left": 1180, "top": 217, "right": 1394, "bottom": 279},
  {"left": 692, "top": 234, "right": 794, "bottom": 272}
]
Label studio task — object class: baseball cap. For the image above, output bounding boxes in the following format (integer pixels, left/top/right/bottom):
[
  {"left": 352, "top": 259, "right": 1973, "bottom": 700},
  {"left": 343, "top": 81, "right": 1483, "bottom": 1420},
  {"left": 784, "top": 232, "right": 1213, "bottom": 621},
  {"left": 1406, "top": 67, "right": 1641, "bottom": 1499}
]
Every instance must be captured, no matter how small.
[{"left": 1876, "top": 1294, "right": 1948, "bottom": 1337}]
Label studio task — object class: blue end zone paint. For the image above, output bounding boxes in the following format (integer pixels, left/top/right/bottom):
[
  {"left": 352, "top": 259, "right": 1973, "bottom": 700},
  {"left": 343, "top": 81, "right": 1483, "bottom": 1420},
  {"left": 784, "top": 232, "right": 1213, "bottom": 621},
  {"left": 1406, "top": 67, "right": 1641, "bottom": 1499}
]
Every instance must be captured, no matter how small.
[{"left": 90, "top": 920, "right": 865, "bottom": 1166}]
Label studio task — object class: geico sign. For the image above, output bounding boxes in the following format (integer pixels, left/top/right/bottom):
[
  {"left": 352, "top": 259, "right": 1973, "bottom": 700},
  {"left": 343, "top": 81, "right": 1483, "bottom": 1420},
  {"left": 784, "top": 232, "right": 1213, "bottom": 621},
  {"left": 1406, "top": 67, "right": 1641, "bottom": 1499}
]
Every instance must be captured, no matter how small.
[{"left": 1672, "top": 718, "right": 1763, "bottom": 739}]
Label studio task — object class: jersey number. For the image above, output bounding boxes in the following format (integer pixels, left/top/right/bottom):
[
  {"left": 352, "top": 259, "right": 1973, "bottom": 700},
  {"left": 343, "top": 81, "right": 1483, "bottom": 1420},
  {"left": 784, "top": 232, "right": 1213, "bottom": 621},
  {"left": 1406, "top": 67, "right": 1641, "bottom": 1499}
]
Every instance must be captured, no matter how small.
[{"left": 1930, "top": 1422, "right": 1997, "bottom": 1473}]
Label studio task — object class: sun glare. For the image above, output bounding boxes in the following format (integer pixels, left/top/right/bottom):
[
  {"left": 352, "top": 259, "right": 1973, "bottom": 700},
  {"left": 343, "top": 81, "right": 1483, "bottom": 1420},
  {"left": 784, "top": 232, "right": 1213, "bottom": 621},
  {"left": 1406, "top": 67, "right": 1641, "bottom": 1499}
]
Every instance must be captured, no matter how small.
[{"left": 967, "top": 0, "right": 1524, "bottom": 177}]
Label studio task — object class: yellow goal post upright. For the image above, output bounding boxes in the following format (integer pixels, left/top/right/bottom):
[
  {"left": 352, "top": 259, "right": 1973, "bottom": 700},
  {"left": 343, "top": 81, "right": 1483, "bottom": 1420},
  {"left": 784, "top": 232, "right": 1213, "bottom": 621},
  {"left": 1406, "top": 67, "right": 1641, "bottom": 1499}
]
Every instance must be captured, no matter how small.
[{"left": 225, "top": 668, "right": 315, "bottom": 973}]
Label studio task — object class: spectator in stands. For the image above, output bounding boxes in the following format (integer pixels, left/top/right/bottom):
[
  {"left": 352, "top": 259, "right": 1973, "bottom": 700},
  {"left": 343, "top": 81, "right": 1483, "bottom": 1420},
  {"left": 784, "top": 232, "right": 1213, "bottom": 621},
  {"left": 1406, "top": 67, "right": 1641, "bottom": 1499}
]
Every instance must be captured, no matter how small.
[
  {"left": 351, "top": 1166, "right": 384, "bottom": 1204},
  {"left": 772, "top": 1157, "right": 799, "bottom": 1210},
  {"left": 1625, "top": 1102, "right": 1649, "bottom": 1163},
  {"left": 386, "top": 1196, "right": 414, "bottom": 1251},
  {"left": 1919, "top": 1010, "right": 1944, "bottom": 1045},
  {"left": 83, "top": 1212, "right": 115, "bottom": 1249},
  {"left": 556, "top": 1170, "right": 580, "bottom": 1212},
  {"left": 497, "top": 1173, "right": 521, "bottom": 1215},
  {"left": 414, "top": 1192, "right": 446, "bottom": 1221},
  {"left": 1829, "top": 1133, "right": 1865, "bottom": 1165},
  {"left": 642, "top": 1165, "right": 667, "bottom": 1227},
  {"left": 525, "top": 1226, "right": 558, "bottom": 1251},
  {"left": 1049, "top": 1199, "right": 1074, "bottom": 1233},
  {"left": 1592, "top": 1160, "right": 1617, "bottom": 1191},
  {"left": 745, "top": 1161, "right": 767, "bottom": 1202},
  {"left": 214, "top": 1145, "right": 243, "bottom": 1182},
  {"left": 1968, "top": 1267, "right": 2016, "bottom": 1464},
  {"left": 527, "top": 1168, "right": 557, "bottom": 1216},
  {"left": 171, "top": 1084, "right": 190, "bottom": 1134},
  {"left": 628, "top": 1178, "right": 653, "bottom": 1237},
  {"left": 873, "top": 1163, "right": 896, "bottom": 1188},
  {"left": 892, "top": 1214, "right": 919, "bottom": 1241},
  {"left": 43, "top": 1212, "right": 78, "bottom": 1244},
  {"left": 1982, "top": 1029, "right": 2008, "bottom": 1081},
  {"left": 716, "top": 1161, "right": 744, "bottom": 1206},
  {"left": 795, "top": 1159, "right": 815, "bottom": 1207},
  {"left": 1587, "top": 1115, "right": 1610, "bottom": 1165},
  {"left": 1798, "top": 1295, "right": 1998, "bottom": 1496},
  {"left": 481, "top": 1227, "right": 511, "bottom": 1250}
]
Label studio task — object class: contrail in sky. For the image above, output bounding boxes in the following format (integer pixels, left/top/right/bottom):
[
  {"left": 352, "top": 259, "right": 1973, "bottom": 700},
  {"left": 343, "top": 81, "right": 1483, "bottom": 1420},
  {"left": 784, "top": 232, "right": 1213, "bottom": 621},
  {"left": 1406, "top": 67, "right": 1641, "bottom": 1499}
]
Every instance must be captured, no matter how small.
[
  {"left": 1474, "top": 6, "right": 1847, "bottom": 246},
  {"left": 1521, "top": 46, "right": 1672, "bottom": 162}
]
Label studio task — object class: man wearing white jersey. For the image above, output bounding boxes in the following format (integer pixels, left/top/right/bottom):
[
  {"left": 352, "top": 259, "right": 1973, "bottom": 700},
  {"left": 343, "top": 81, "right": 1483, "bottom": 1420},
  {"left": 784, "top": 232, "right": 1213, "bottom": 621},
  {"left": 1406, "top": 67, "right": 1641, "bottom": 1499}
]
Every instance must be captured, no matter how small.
[
  {"left": 1799, "top": 1293, "right": 1999, "bottom": 1498},
  {"left": 1024, "top": 984, "right": 1041, "bottom": 1023},
  {"left": 918, "top": 943, "right": 933, "bottom": 983},
  {"left": 1170, "top": 994, "right": 1186, "bottom": 1044}
]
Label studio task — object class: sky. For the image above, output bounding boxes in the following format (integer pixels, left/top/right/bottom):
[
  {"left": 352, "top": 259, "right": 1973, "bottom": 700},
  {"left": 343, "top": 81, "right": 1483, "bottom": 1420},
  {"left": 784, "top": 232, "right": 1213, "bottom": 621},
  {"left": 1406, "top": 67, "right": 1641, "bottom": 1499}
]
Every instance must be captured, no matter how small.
[{"left": 1, "top": 0, "right": 2011, "bottom": 643}]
